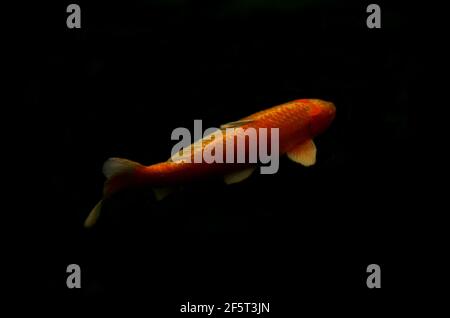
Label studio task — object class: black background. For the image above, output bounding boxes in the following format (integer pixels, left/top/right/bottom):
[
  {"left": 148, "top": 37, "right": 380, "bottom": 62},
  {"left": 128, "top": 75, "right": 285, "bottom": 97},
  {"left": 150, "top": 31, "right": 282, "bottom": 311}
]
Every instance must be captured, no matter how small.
[{"left": 19, "top": 0, "right": 418, "bottom": 315}]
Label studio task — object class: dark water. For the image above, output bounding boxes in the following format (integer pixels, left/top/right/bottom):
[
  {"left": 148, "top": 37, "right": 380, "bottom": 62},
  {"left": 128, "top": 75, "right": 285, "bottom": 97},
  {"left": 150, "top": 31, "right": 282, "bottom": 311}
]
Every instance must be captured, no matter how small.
[{"left": 18, "top": 1, "right": 418, "bottom": 315}]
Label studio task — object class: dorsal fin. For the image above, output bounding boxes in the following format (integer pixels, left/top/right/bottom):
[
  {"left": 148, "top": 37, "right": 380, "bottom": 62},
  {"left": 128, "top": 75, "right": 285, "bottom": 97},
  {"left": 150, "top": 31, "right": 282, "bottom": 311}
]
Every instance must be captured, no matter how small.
[
  {"left": 168, "top": 129, "right": 221, "bottom": 163},
  {"left": 220, "top": 119, "right": 254, "bottom": 129},
  {"left": 102, "top": 157, "right": 143, "bottom": 179}
]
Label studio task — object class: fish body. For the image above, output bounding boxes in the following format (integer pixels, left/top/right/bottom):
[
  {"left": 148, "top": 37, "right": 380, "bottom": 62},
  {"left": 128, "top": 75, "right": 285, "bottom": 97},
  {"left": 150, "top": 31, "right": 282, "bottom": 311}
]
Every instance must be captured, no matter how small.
[{"left": 85, "top": 99, "right": 335, "bottom": 227}]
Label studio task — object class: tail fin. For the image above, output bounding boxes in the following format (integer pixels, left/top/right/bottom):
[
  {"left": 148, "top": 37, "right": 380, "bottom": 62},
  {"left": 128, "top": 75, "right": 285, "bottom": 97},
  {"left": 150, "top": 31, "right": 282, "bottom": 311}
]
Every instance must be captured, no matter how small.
[
  {"left": 84, "top": 157, "right": 144, "bottom": 228},
  {"left": 84, "top": 199, "right": 103, "bottom": 228}
]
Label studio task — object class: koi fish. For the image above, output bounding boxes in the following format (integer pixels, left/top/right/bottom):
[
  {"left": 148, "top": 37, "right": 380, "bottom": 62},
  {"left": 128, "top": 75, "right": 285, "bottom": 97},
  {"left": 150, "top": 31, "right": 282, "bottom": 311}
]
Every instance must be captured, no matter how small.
[{"left": 84, "top": 99, "right": 336, "bottom": 227}]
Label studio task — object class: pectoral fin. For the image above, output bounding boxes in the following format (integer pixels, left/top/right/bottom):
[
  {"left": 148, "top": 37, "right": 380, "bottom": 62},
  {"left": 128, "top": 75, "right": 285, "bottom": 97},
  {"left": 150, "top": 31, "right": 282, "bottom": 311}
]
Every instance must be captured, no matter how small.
[
  {"left": 286, "top": 139, "right": 317, "bottom": 166},
  {"left": 220, "top": 119, "right": 254, "bottom": 129},
  {"left": 224, "top": 167, "right": 256, "bottom": 185}
]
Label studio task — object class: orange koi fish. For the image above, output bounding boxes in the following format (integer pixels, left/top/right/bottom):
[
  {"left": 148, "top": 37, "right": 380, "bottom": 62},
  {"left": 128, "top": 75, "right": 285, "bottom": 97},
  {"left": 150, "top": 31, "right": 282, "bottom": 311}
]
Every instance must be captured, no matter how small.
[{"left": 85, "top": 99, "right": 335, "bottom": 227}]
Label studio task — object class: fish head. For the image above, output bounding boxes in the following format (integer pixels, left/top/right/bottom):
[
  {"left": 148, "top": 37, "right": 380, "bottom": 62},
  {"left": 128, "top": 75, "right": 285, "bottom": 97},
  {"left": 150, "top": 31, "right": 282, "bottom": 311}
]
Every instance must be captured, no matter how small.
[{"left": 302, "top": 99, "right": 336, "bottom": 136}]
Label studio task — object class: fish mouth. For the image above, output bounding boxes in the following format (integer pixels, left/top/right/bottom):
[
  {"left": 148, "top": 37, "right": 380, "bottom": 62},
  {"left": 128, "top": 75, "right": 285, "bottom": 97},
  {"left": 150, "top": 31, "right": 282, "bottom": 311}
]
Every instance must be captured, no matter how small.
[
  {"left": 307, "top": 99, "right": 336, "bottom": 114},
  {"left": 320, "top": 101, "right": 336, "bottom": 121},
  {"left": 322, "top": 101, "right": 336, "bottom": 114}
]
